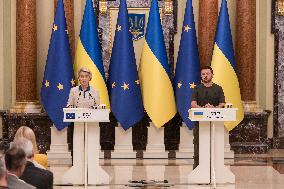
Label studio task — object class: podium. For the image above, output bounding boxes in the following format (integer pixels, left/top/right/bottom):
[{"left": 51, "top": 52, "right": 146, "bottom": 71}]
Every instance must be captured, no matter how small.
[
  {"left": 61, "top": 108, "right": 110, "bottom": 186},
  {"left": 188, "top": 108, "right": 236, "bottom": 185}
]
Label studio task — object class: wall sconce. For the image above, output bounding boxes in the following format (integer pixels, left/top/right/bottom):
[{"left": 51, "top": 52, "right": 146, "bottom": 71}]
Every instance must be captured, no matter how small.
[
  {"left": 278, "top": 0, "right": 284, "bottom": 16},
  {"left": 164, "top": 0, "right": 173, "bottom": 15},
  {"left": 99, "top": 0, "right": 108, "bottom": 14}
]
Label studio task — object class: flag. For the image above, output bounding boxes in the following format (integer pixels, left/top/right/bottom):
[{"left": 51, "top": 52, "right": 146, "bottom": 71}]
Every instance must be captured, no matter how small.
[
  {"left": 40, "top": 0, "right": 74, "bottom": 130},
  {"left": 139, "top": 0, "right": 177, "bottom": 128},
  {"left": 108, "top": 0, "right": 144, "bottom": 130},
  {"left": 74, "top": 0, "right": 110, "bottom": 108},
  {"left": 175, "top": 0, "right": 200, "bottom": 129},
  {"left": 211, "top": 0, "right": 244, "bottom": 131}
]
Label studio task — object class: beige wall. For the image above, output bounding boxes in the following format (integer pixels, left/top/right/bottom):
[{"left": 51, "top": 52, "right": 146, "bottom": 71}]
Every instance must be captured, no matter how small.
[
  {"left": 0, "top": 0, "right": 15, "bottom": 137},
  {"left": 256, "top": 0, "right": 274, "bottom": 138},
  {"left": 0, "top": 0, "right": 3, "bottom": 109},
  {"left": 0, "top": 0, "right": 14, "bottom": 110},
  {"left": 36, "top": 0, "right": 54, "bottom": 100},
  {"left": 0, "top": 0, "right": 275, "bottom": 138}
]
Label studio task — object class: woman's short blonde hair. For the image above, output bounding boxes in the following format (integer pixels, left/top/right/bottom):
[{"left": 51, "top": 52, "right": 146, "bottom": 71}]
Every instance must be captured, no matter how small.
[
  {"left": 14, "top": 126, "right": 38, "bottom": 154},
  {"left": 78, "top": 67, "right": 92, "bottom": 80}
]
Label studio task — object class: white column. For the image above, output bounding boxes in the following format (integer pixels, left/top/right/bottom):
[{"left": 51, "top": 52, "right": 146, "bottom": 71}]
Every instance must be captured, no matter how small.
[
  {"left": 47, "top": 126, "right": 72, "bottom": 185},
  {"left": 144, "top": 123, "right": 168, "bottom": 158},
  {"left": 176, "top": 123, "right": 194, "bottom": 159},
  {"left": 112, "top": 126, "right": 136, "bottom": 158},
  {"left": 61, "top": 123, "right": 85, "bottom": 185},
  {"left": 188, "top": 121, "right": 235, "bottom": 184},
  {"left": 188, "top": 121, "right": 211, "bottom": 184},
  {"left": 87, "top": 122, "right": 109, "bottom": 185},
  {"left": 224, "top": 127, "right": 234, "bottom": 162},
  {"left": 211, "top": 122, "right": 235, "bottom": 184}
]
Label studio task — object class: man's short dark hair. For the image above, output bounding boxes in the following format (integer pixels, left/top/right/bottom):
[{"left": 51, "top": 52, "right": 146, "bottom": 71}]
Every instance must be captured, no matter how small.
[
  {"left": 5, "top": 146, "right": 26, "bottom": 171},
  {"left": 201, "top": 66, "right": 213, "bottom": 74}
]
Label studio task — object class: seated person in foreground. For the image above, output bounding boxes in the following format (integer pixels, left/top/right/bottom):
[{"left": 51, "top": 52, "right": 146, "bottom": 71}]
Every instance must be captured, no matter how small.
[
  {"left": 5, "top": 146, "right": 36, "bottom": 189},
  {"left": 14, "top": 126, "right": 48, "bottom": 169},
  {"left": 67, "top": 67, "right": 100, "bottom": 109},
  {"left": 0, "top": 153, "right": 8, "bottom": 189},
  {"left": 12, "top": 138, "right": 53, "bottom": 189}
]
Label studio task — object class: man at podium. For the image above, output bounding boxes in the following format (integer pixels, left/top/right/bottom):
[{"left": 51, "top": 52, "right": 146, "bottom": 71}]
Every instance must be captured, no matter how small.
[
  {"left": 67, "top": 67, "right": 100, "bottom": 108},
  {"left": 190, "top": 66, "right": 225, "bottom": 169}
]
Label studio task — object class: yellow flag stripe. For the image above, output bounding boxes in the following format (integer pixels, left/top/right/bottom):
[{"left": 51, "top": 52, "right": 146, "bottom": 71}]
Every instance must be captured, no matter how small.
[
  {"left": 74, "top": 39, "right": 110, "bottom": 108},
  {"left": 139, "top": 42, "right": 177, "bottom": 128},
  {"left": 211, "top": 44, "right": 244, "bottom": 131}
]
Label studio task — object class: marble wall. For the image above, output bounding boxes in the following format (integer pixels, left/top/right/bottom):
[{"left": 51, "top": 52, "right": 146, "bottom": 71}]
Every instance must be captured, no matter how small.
[{"left": 274, "top": 0, "right": 284, "bottom": 148}]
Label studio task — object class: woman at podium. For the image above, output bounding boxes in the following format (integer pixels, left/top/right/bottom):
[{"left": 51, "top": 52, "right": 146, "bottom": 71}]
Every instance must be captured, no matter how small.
[{"left": 67, "top": 67, "right": 100, "bottom": 108}]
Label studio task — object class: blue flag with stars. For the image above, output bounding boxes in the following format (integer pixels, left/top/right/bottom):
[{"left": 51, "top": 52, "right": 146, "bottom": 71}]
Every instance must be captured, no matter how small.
[
  {"left": 108, "top": 0, "right": 144, "bottom": 130},
  {"left": 175, "top": 0, "right": 200, "bottom": 129},
  {"left": 40, "top": 0, "right": 74, "bottom": 131}
]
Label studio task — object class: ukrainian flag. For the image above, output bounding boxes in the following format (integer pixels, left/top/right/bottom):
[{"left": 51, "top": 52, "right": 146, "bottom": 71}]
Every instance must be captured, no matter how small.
[
  {"left": 211, "top": 0, "right": 244, "bottom": 131},
  {"left": 139, "top": 0, "right": 177, "bottom": 128},
  {"left": 74, "top": 0, "right": 110, "bottom": 108}
]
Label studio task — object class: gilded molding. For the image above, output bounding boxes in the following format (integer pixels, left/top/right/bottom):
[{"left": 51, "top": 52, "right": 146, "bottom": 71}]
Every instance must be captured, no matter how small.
[
  {"left": 99, "top": 0, "right": 108, "bottom": 14},
  {"left": 164, "top": 0, "right": 173, "bottom": 15}
]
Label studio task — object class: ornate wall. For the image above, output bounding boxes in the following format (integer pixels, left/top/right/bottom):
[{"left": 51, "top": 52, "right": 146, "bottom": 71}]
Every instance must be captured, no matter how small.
[
  {"left": 273, "top": 0, "right": 284, "bottom": 148},
  {"left": 0, "top": 0, "right": 277, "bottom": 153}
]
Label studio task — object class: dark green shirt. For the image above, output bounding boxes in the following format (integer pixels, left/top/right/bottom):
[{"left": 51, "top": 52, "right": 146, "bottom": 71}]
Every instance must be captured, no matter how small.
[{"left": 191, "top": 83, "right": 225, "bottom": 107}]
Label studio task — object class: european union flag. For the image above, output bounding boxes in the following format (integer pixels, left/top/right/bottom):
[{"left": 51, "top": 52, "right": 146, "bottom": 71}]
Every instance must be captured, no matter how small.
[
  {"left": 40, "top": 0, "right": 74, "bottom": 130},
  {"left": 175, "top": 0, "right": 200, "bottom": 129},
  {"left": 66, "top": 113, "right": 75, "bottom": 120},
  {"left": 108, "top": 0, "right": 144, "bottom": 130}
]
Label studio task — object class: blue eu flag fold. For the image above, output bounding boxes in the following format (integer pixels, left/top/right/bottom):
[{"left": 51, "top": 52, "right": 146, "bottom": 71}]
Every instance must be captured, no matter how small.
[
  {"left": 108, "top": 0, "right": 144, "bottom": 130},
  {"left": 175, "top": 0, "right": 200, "bottom": 129},
  {"left": 40, "top": 0, "right": 74, "bottom": 131}
]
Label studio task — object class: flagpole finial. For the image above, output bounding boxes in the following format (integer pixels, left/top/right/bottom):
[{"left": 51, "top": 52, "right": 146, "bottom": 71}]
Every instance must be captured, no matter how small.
[{"left": 99, "top": 0, "right": 108, "bottom": 14}]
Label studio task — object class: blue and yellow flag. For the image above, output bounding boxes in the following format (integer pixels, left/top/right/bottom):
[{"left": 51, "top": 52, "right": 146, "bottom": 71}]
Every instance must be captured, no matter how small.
[
  {"left": 139, "top": 0, "right": 177, "bottom": 128},
  {"left": 211, "top": 0, "right": 244, "bottom": 131},
  {"left": 108, "top": 0, "right": 144, "bottom": 130},
  {"left": 40, "top": 0, "right": 74, "bottom": 130},
  {"left": 74, "top": 0, "right": 110, "bottom": 108},
  {"left": 175, "top": 0, "right": 200, "bottom": 129}
]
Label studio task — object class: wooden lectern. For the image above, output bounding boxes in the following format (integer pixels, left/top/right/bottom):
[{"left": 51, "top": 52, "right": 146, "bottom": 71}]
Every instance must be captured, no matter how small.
[
  {"left": 188, "top": 108, "right": 236, "bottom": 185},
  {"left": 61, "top": 108, "right": 110, "bottom": 186}
]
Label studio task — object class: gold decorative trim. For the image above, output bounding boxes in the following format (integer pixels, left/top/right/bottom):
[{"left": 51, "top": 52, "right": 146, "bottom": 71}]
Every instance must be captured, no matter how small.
[
  {"left": 99, "top": 0, "right": 108, "bottom": 14},
  {"left": 278, "top": 0, "right": 284, "bottom": 16},
  {"left": 164, "top": 0, "right": 173, "bottom": 15},
  {"left": 10, "top": 101, "right": 42, "bottom": 113},
  {"left": 243, "top": 101, "right": 263, "bottom": 113}
]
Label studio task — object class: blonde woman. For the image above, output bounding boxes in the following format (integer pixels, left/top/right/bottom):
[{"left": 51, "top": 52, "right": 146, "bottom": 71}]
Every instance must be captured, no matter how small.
[
  {"left": 67, "top": 67, "right": 100, "bottom": 108},
  {"left": 14, "top": 126, "right": 48, "bottom": 169}
]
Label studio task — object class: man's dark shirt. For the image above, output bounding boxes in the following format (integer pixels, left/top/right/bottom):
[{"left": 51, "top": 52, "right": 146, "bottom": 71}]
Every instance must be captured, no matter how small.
[
  {"left": 20, "top": 161, "right": 53, "bottom": 189},
  {"left": 191, "top": 83, "right": 225, "bottom": 107},
  {"left": 191, "top": 82, "right": 225, "bottom": 169}
]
